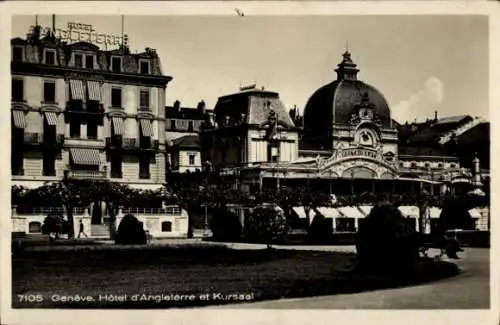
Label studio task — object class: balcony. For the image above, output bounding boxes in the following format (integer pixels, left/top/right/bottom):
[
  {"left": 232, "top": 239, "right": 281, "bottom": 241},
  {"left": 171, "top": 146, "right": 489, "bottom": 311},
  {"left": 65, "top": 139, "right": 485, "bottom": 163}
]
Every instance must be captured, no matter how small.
[
  {"left": 108, "top": 138, "right": 160, "bottom": 151},
  {"left": 69, "top": 169, "right": 106, "bottom": 180},
  {"left": 106, "top": 136, "right": 123, "bottom": 149},
  {"left": 140, "top": 138, "right": 159, "bottom": 150},
  {"left": 24, "top": 133, "right": 43, "bottom": 145},
  {"left": 23, "top": 133, "right": 65, "bottom": 146}
]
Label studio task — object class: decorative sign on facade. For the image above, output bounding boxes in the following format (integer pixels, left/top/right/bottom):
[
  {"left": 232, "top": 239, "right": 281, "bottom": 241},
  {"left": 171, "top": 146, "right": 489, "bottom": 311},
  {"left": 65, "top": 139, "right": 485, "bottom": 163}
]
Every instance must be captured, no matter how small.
[
  {"left": 30, "top": 21, "right": 129, "bottom": 47},
  {"left": 320, "top": 147, "right": 384, "bottom": 168}
]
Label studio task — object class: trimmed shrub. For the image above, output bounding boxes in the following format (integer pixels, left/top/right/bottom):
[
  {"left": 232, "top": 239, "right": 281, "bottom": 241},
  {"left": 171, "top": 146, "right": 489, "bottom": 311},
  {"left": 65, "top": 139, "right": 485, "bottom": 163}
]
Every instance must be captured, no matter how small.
[
  {"left": 115, "top": 214, "right": 147, "bottom": 245},
  {"left": 440, "top": 196, "right": 475, "bottom": 231},
  {"left": 307, "top": 213, "right": 333, "bottom": 243},
  {"left": 210, "top": 209, "right": 242, "bottom": 242},
  {"left": 245, "top": 206, "right": 288, "bottom": 248},
  {"left": 356, "top": 200, "right": 420, "bottom": 273}
]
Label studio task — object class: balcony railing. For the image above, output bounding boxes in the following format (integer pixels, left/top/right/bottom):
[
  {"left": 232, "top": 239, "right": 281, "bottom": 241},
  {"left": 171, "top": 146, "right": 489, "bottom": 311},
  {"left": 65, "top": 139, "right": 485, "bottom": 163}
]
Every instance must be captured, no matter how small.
[
  {"left": 69, "top": 170, "right": 106, "bottom": 180},
  {"left": 106, "top": 138, "right": 159, "bottom": 151},
  {"left": 106, "top": 136, "right": 123, "bottom": 148},
  {"left": 23, "top": 133, "right": 65, "bottom": 146},
  {"left": 15, "top": 207, "right": 87, "bottom": 215}
]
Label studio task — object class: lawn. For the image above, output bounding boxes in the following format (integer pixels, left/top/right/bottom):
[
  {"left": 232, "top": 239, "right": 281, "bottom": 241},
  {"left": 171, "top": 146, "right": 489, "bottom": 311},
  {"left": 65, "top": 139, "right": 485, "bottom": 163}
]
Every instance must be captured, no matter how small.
[{"left": 12, "top": 245, "right": 459, "bottom": 308}]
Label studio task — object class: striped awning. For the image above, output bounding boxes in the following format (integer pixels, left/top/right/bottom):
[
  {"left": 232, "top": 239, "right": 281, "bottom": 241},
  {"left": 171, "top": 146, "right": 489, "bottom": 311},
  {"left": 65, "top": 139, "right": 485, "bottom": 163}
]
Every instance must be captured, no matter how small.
[
  {"left": 87, "top": 81, "right": 101, "bottom": 101},
  {"left": 139, "top": 119, "right": 154, "bottom": 137},
  {"left": 111, "top": 117, "right": 124, "bottom": 135},
  {"left": 12, "top": 110, "right": 26, "bottom": 129},
  {"left": 44, "top": 111, "right": 58, "bottom": 126},
  {"left": 69, "top": 148, "right": 101, "bottom": 166},
  {"left": 69, "top": 80, "right": 85, "bottom": 100}
]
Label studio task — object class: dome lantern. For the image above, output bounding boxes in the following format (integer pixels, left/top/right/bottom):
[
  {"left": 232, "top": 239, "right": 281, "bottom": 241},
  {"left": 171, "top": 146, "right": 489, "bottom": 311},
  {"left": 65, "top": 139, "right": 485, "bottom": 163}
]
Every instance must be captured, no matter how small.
[{"left": 334, "top": 50, "right": 360, "bottom": 81}]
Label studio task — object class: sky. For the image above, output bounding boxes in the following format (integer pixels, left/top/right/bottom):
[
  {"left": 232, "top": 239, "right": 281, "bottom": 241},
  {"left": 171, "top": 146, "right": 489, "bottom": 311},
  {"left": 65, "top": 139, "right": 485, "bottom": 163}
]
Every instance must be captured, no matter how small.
[{"left": 12, "top": 14, "right": 489, "bottom": 123}]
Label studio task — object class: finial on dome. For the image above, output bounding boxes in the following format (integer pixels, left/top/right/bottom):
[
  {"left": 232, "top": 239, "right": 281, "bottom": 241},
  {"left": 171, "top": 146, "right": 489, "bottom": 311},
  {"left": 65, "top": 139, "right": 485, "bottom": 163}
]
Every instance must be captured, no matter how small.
[{"left": 335, "top": 47, "right": 359, "bottom": 81}]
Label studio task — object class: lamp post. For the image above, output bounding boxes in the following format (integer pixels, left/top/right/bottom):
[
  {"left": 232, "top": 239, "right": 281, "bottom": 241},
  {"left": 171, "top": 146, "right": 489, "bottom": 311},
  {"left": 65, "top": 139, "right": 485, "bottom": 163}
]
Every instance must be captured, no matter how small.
[{"left": 203, "top": 160, "right": 212, "bottom": 237}]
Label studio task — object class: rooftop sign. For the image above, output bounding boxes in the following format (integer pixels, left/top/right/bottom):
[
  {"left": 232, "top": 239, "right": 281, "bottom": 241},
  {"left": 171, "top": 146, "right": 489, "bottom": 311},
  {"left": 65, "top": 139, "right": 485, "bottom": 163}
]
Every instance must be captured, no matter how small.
[{"left": 30, "top": 21, "right": 129, "bottom": 47}]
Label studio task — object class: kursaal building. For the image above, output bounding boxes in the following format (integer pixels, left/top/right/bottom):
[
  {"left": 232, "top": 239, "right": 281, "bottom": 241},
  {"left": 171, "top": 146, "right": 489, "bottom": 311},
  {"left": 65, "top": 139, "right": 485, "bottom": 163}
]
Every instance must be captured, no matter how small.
[{"left": 200, "top": 51, "right": 489, "bottom": 197}]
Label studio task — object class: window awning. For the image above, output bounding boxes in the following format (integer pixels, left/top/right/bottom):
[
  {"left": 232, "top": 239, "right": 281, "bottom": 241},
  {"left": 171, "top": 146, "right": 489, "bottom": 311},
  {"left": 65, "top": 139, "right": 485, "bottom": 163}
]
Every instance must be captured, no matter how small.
[
  {"left": 337, "top": 207, "right": 365, "bottom": 219},
  {"left": 69, "top": 80, "right": 85, "bottom": 101},
  {"left": 317, "top": 207, "right": 341, "bottom": 218},
  {"left": 44, "top": 111, "right": 58, "bottom": 126},
  {"left": 69, "top": 148, "right": 101, "bottom": 165},
  {"left": 139, "top": 119, "right": 154, "bottom": 137},
  {"left": 12, "top": 110, "right": 26, "bottom": 129},
  {"left": 398, "top": 206, "right": 419, "bottom": 218},
  {"left": 111, "top": 117, "right": 124, "bottom": 135},
  {"left": 292, "top": 207, "right": 307, "bottom": 219},
  {"left": 87, "top": 81, "right": 101, "bottom": 101},
  {"left": 358, "top": 205, "right": 373, "bottom": 217}
]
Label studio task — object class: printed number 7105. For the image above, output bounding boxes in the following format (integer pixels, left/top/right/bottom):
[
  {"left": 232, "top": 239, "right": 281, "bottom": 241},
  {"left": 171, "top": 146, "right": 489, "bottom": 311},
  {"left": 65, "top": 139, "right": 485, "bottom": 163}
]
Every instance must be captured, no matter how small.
[{"left": 17, "top": 294, "right": 43, "bottom": 303}]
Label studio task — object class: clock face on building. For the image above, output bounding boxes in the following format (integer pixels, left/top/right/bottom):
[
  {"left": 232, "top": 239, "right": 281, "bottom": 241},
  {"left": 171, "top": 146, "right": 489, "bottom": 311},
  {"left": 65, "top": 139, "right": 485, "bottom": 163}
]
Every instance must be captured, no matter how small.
[{"left": 357, "top": 129, "right": 376, "bottom": 147}]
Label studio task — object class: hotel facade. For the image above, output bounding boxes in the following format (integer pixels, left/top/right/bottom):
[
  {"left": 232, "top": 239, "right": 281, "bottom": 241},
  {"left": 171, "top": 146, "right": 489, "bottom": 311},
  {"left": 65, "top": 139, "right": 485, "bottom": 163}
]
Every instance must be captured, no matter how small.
[{"left": 11, "top": 24, "right": 170, "bottom": 190}]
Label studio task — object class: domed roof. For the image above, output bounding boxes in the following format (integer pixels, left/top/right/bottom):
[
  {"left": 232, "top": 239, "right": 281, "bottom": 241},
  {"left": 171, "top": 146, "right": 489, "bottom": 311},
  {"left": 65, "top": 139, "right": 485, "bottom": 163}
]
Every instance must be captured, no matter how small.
[{"left": 303, "top": 51, "right": 393, "bottom": 139}]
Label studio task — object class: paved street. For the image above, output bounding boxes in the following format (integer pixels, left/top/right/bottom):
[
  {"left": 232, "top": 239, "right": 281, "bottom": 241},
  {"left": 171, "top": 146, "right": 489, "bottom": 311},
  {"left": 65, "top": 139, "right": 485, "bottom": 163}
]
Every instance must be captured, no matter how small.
[{"left": 219, "top": 247, "right": 489, "bottom": 309}]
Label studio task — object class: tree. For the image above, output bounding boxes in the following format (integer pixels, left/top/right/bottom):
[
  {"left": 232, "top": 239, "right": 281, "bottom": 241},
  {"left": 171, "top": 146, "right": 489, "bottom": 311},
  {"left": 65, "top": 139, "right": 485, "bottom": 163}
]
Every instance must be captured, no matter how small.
[
  {"left": 41, "top": 213, "right": 70, "bottom": 242},
  {"left": 245, "top": 206, "right": 288, "bottom": 249}
]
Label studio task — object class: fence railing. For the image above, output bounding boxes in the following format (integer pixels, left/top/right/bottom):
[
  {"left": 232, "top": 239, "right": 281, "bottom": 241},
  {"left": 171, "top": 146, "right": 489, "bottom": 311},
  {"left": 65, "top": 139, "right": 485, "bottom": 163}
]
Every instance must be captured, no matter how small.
[
  {"left": 15, "top": 207, "right": 86, "bottom": 215},
  {"left": 122, "top": 206, "right": 182, "bottom": 215},
  {"left": 70, "top": 170, "right": 106, "bottom": 179}
]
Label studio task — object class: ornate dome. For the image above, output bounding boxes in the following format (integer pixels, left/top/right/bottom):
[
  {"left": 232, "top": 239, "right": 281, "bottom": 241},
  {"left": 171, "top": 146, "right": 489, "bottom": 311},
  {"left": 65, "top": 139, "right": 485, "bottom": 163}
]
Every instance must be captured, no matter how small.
[{"left": 303, "top": 51, "right": 392, "bottom": 143}]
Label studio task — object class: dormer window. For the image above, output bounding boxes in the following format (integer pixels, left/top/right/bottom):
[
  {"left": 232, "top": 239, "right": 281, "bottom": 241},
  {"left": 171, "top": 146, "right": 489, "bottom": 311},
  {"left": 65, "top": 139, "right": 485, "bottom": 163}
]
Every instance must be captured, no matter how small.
[
  {"left": 74, "top": 54, "right": 83, "bottom": 68},
  {"left": 139, "top": 59, "right": 150, "bottom": 74},
  {"left": 85, "top": 55, "right": 95, "bottom": 69},
  {"left": 12, "top": 46, "right": 24, "bottom": 62},
  {"left": 43, "top": 49, "right": 56, "bottom": 65},
  {"left": 111, "top": 56, "right": 122, "bottom": 73}
]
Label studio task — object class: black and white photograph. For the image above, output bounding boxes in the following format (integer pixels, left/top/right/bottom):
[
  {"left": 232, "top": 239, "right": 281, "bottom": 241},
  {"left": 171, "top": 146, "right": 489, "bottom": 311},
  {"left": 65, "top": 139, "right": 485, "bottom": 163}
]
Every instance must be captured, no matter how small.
[{"left": 1, "top": 2, "right": 498, "bottom": 325}]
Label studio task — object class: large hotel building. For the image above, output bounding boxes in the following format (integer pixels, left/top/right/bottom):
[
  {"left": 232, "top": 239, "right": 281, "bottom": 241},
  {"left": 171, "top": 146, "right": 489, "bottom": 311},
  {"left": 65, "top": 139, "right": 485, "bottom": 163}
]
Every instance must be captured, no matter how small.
[{"left": 11, "top": 24, "right": 170, "bottom": 190}]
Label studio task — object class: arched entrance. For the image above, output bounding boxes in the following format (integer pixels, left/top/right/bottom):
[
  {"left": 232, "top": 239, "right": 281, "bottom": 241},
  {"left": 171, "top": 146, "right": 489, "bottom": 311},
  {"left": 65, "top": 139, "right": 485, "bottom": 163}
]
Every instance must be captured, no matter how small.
[{"left": 342, "top": 166, "right": 377, "bottom": 194}]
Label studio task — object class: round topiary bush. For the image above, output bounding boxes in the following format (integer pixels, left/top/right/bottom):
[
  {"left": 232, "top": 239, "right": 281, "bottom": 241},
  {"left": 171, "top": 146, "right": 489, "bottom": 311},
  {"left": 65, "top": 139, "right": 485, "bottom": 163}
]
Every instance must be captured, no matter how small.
[
  {"left": 115, "top": 214, "right": 147, "bottom": 245},
  {"left": 210, "top": 209, "right": 243, "bottom": 242},
  {"left": 355, "top": 199, "right": 420, "bottom": 274},
  {"left": 245, "top": 206, "right": 288, "bottom": 248}
]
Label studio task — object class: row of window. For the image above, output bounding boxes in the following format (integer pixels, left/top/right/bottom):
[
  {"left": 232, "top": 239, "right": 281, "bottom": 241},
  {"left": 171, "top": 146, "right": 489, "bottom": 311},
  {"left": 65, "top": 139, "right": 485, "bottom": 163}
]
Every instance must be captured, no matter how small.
[
  {"left": 12, "top": 78, "right": 151, "bottom": 109},
  {"left": 400, "top": 162, "right": 457, "bottom": 169},
  {"left": 11, "top": 151, "right": 153, "bottom": 180},
  {"left": 12, "top": 46, "right": 151, "bottom": 74}
]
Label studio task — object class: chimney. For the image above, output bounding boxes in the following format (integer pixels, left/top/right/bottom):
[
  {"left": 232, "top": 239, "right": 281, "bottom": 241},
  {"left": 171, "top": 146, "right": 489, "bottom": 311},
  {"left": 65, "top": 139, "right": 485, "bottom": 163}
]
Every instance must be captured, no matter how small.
[
  {"left": 207, "top": 111, "right": 215, "bottom": 126},
  {"left": 434, "top": 111, "right": 438, "bottom": 121},
  {"left": 173, "top": 100, "right": 181, "bottom": 112},
  {"left": 289, "top": 108, "right": 296, "bottom": 120},
  {"left": 197, "top": 100, "right": 206, "bottom": 115}
]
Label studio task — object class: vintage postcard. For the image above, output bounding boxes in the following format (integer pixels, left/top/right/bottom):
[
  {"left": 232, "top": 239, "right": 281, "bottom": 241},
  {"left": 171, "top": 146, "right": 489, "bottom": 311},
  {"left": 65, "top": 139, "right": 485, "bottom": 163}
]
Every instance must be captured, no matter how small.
[{"left": 0, "top": 1, "right": 498, "bottom": 325}]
